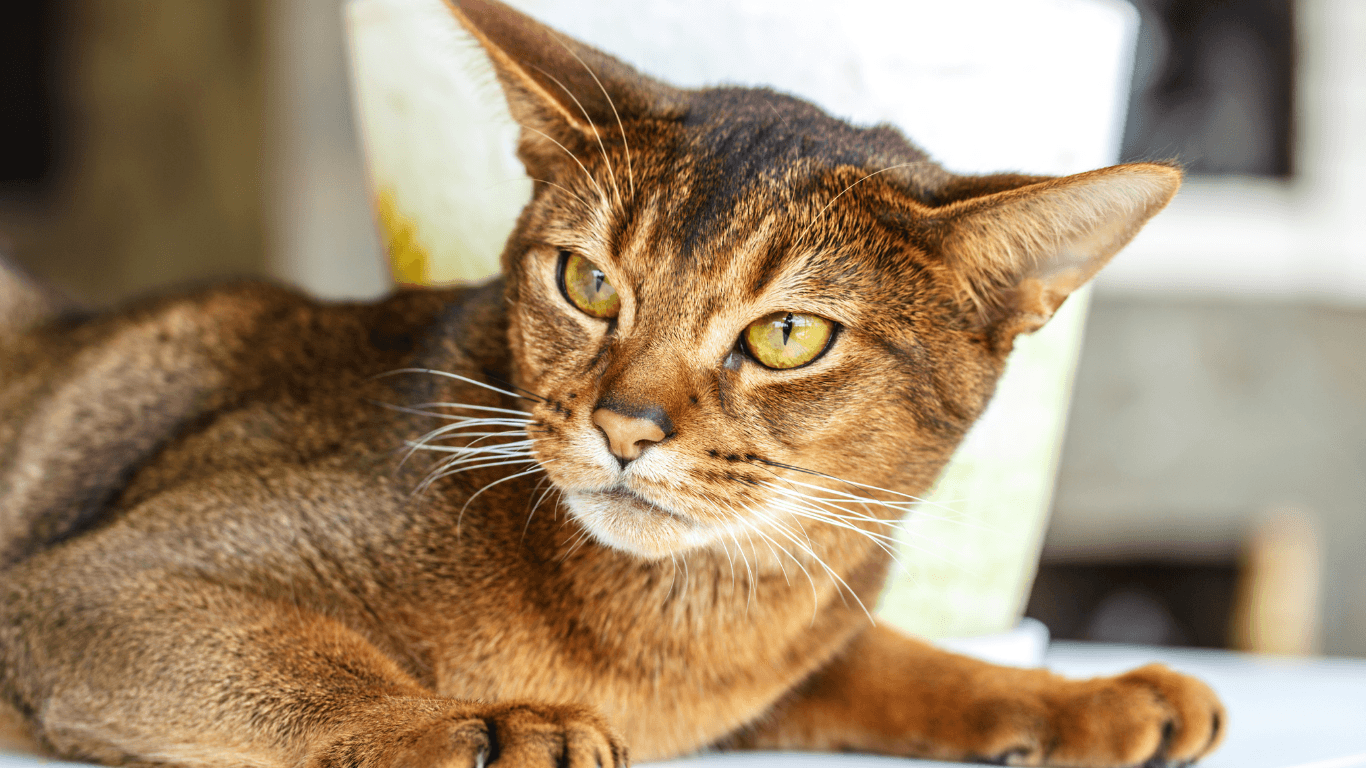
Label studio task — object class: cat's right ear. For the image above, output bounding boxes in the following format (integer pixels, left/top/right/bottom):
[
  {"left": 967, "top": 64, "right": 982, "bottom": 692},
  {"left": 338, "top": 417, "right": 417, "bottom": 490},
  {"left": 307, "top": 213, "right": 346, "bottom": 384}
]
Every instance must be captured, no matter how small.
[
  {"left": 927, "top": 162, "right": 1180, "bottom": 345},
  {"left": 444, "top": 0, "right": 679, "bottom": 177}
]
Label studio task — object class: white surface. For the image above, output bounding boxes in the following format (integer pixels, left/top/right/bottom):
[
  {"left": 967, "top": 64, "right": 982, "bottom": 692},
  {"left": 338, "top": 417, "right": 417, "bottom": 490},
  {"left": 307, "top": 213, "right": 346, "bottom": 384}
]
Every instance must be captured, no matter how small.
[
  {"left": 934, "top": 617, "right": 1051, "bottom": 668},
  {"left": 5, "top": 642, "right": 1363, "bottom": 768}
]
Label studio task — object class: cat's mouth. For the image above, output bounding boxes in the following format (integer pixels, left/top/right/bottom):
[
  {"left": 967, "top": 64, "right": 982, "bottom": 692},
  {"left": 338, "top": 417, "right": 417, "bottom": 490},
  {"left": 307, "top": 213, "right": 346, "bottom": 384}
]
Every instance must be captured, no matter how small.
[
  {"left": 564, "top": 485, "right": 704, "bottom": 558},
  {"left": 588, "top": 486, "right": 689, "bottom": 523}
]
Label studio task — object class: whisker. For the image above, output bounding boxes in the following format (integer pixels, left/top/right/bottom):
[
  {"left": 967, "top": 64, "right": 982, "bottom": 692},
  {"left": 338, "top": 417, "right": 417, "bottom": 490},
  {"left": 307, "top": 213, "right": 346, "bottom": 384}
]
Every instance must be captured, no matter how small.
[
  {"left": 560, "top": 526, "right": 595, "bottom": 562},
  {"left": 791, "top": 479, "right": 990, "bottom": 531},
  {"left": 372, "top": 400, "right": 534, "bottom": 424},
  {"left": 761, "top": 478, "right": 974, "bottom": 571},
  {"left": 764, "top": 483, "right": 912, "bottom": 528},
  {"left": 455, "top": 463, "right": 552, "bottom": 532},
  {"left": 523, "top": 481, "right": 561, "bottom": 543},
  {"left": 407, "top": 431, "right": 537, "bottom": 442},
  {"left": 415, "top": 457, "right": 538, "bottom": 494},
  {"left": 526, "top": 176, "right": 594, "bottom": 210},
  {"left": 426, "top": 444, "right": 536, "bottom": 466},
  {"left": 545, "top": 31, "right": 635, "bottom": 199},
  {"left": 516, "top": 122, "right": 608, "bottom": 204},
  {"left": 759, "top": 508, "right": 875, "bottom": 624},
  {"left": 531, "top": 66, "right": 622, "bottom": 207},
  {"left": 404, "top": 401, "right": 534, "bottom": 418},
  {"left": 401, "top": 423, "right": 537, "bottom": 466},
  {"left": 718, "top": 531, "right": 737, "bottom": 592},
  {"left": 411, "top": 419, "right": 541, "bottom": 442},
  {"left": 774, "top": 504, "right": 912, "bottom": 572},
  {"left": 754, "top": 459, "right": 983, "bottom": 526},
  {"left": 479, "top": 369, "right": 547, "bottom": 404},
  {"left": 741, "top": 516, "right": 791, "bottom": 587},
  {"left": 745, "top": 506, "right": 819, "bottom": 622},
  {"left": 680, "top": 552, "right": 691, "bottom": 596},
  {"left": 791, "top": 162, "right": 934, "bottom": 252},
  {"left": 731, "top": 531, "right": 753, "bottom": 613},
  {"left": 377, "top": 368, "right": 542, "bottom": 404},
  {"left": 411, "top": 439, "right": 538, "bottom": 454}
]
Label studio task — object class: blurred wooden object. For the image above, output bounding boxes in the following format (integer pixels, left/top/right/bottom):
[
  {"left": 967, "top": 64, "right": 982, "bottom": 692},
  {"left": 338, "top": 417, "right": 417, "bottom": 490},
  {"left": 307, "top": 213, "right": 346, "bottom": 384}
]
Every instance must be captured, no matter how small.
[
  {"left": 1230, "top": 509, "right": 1323, "bottom": 655},
  {"left": 1, "top": 0, "right": 269, "bottom": 306}
]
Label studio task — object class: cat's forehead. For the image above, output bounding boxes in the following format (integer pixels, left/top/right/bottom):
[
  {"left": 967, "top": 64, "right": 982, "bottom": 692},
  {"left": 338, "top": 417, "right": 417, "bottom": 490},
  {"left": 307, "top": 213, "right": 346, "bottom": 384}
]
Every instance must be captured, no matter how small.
[
  {"left": 627, "top": 89, "right": 940, "bottom": 266},
  {"left": 617, "top": 94, "right": 936, "bottom": 303},
  {"left": 680, "top": 89, "right": 924, "bottom": 168}
]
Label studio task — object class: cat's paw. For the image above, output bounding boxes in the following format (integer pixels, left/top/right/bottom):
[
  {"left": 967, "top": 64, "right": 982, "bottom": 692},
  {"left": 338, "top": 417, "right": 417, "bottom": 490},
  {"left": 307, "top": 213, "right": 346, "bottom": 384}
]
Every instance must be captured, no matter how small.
[
  {"left": 320, "top": 701, "right": 626, "bottom": 768},
  {"left": 971, "top": 664, "right": 1224, "bottom": 768}
]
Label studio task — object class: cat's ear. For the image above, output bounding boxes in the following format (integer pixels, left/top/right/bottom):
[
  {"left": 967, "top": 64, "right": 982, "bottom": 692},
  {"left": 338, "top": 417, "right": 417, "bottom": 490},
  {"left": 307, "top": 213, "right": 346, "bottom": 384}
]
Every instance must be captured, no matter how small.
[
  {"left": 932, "top": 162, "right": 1180, "bottom": 339},
  {"left": 444, "top": 0, "right": 679, "bottom": 173}
]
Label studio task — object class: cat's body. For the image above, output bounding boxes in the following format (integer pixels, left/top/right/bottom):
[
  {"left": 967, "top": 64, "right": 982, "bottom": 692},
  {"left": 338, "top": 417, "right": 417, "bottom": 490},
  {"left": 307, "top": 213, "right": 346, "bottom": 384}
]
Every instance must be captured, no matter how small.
[{"left": 0, "top": 2, "right": 1224, "bottom": 767}]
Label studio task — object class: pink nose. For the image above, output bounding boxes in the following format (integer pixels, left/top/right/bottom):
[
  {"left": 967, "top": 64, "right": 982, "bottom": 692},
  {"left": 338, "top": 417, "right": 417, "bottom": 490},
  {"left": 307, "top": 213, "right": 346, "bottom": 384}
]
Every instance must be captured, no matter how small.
[{"left": 592, "top": 408, "right": 666, "bottom": 462}]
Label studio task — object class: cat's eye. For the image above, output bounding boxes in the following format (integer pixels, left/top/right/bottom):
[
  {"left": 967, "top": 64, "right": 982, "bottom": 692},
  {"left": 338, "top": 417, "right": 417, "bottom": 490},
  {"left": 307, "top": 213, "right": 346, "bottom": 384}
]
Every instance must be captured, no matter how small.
[
  {"left": 742, "top": 312, "right": 835, "bottom": 370},
  {"left": 559, "top": 251, "right": 620, "bottom": 319}
]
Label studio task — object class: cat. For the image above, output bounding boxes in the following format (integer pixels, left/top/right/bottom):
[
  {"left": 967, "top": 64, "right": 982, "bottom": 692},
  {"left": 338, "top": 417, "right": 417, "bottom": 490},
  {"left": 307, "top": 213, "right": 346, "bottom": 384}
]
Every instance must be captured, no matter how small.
[{"left": 0, "top": 1, "right": 1224, "bottom": 767}]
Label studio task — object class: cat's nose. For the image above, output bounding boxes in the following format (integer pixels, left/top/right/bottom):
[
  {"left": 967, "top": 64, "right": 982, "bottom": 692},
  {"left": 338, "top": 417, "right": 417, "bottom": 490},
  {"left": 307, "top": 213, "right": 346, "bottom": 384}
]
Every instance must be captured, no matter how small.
[{"left": 592, "top": 405, "right": 669, "bottom": 464}]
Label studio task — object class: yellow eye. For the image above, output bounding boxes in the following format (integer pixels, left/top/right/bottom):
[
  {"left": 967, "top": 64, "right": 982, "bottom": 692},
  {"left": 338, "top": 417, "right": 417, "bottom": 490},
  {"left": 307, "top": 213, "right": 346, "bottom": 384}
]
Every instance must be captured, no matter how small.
[
  {"left": 743, "top": 312, "right": 835, "bottom": 370},
  {"left": 560, "top": 251, "right": 620, "bottom": 319}
]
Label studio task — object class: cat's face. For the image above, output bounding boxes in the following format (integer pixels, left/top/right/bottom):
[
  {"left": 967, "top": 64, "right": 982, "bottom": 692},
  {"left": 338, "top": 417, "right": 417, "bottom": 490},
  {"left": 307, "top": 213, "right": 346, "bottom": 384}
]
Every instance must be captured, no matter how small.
[
  {"left": 450, "top": 0, "right": 1180, "bottom": 559},
  {"left": 504, "top": 94, "right": 993, "bottom": 559}
]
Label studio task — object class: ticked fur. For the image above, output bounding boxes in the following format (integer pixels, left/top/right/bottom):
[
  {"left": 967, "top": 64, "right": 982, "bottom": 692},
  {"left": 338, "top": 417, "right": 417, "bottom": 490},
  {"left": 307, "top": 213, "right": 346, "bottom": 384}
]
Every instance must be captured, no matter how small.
[{"left": 0, "top": 2, "right": 1222, "bottom": 768}]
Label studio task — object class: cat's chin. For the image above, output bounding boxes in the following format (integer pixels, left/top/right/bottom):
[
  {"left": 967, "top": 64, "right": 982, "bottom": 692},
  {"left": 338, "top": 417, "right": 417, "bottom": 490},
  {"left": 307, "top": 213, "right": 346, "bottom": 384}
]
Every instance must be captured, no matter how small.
[{"left": 563, "top": 488, "right": 712, "bottom": 560}]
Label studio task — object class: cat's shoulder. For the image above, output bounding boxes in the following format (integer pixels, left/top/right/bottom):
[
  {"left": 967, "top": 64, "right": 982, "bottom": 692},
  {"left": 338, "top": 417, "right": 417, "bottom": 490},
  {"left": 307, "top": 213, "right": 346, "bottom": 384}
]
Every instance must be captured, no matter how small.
[{"left": 0, "top": 276, "right": 480, "bottom": 568}]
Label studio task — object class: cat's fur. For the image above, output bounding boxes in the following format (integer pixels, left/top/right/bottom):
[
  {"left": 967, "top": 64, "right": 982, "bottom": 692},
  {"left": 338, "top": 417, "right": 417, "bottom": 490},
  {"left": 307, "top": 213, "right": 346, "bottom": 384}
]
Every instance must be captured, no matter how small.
[{"left": 0, "top": 1, "right": 1224, "bottom": 767}]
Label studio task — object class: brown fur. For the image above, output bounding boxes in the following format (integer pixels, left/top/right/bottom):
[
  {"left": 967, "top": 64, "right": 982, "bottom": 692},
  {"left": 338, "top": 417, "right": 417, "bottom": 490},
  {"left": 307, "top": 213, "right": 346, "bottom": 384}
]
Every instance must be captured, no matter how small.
[{"left": 0, "top": 2, "right": 1223, "bottom": 767}]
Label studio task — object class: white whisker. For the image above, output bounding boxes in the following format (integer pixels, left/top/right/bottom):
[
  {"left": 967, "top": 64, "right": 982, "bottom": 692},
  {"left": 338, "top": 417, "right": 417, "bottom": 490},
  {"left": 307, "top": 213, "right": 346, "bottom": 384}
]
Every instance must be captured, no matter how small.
[
  {"left": 759, "top": 508, "right": 875, "bottom": 624},
  {"left": 517, "top": 122, "right": 608, "bottom": 204},
  {"left": 455, "top": 463, "right": 553, "bottom": 531},
  {"left": 406, "top": 402, "right": 534, "bottom": 418},
  {"left": 744, "top": 506, "right": 819, "bottom": 621},
  {"left": 412, "top": 440, "right": 538, "bottom": 454},
  {"left": 532, "top": 67, "right": 622, "bottom": 207},
  {"left": 377, "top": 368, "right": 543, "bottom": 404},
  {"left": 415, "top": 457, "right": 539, "bottom": 495},
  {"left": 546, "top": 31, "right": 635, "bottom": 199}
]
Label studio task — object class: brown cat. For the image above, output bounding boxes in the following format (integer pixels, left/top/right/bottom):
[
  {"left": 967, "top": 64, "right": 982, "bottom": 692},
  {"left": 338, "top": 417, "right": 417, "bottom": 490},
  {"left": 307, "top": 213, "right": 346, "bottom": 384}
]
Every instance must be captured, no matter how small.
[{"left": 0, "top": 1, "right": 1224, "bottom": 767}]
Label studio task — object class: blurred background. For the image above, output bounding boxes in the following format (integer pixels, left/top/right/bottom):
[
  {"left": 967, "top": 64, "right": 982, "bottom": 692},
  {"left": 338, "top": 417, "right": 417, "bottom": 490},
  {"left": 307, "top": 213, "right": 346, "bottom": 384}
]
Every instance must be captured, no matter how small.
[{"left": 0, "top": 0, "right": 1361, "bottom": 657}]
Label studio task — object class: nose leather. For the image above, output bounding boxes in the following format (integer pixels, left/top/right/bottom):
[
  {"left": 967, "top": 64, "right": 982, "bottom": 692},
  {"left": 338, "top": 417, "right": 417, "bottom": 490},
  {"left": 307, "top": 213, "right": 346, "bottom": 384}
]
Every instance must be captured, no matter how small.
[{"left": 592, "top": 407, "right": 667, "bottom": 462}]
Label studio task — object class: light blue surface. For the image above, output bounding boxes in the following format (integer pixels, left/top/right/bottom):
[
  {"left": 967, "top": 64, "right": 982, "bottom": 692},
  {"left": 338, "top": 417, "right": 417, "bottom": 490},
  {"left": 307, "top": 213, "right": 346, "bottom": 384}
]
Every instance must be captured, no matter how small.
[
  {"left": 645, "top": 643, "right": 1366, "bottom": 768},
  {"left": 3, "top": 643, "right": 1364, "bottom": 768}
]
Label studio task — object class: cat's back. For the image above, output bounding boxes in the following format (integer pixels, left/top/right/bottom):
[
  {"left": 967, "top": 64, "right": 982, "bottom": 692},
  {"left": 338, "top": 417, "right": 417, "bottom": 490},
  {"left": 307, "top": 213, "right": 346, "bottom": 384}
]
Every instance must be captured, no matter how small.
[{"left": 0, "top": 271, "right": 469, "bottom": 568}]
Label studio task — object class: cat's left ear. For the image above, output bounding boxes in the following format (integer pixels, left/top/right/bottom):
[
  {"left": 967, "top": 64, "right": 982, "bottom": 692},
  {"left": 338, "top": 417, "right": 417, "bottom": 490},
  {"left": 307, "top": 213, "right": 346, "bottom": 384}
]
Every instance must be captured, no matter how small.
[
  {"left": 445, "top": 0, "right": 680, "bottom": 177},
  {"left": 932, "top": 162, "right": 1180, "bottom": 340}
]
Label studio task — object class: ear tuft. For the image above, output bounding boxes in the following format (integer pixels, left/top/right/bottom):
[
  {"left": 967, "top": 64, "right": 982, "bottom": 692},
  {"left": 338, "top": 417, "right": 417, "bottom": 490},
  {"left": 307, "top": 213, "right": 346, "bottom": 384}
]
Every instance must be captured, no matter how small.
[{"left": 936, "top": 163, "right": 1180, "bottom": 337}]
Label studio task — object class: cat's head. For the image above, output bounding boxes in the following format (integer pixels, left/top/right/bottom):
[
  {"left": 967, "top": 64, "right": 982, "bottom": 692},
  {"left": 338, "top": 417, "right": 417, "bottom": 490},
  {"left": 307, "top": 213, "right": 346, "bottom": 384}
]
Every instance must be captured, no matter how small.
[{"left": 447, "top": 0, "right": 1178, "bottom": 560}]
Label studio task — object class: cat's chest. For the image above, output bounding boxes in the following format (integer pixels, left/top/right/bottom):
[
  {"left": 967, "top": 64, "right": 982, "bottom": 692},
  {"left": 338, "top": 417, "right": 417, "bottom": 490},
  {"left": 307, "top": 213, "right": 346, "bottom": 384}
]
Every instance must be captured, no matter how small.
[{"left": 422, "top": 559, "right": 874, "bottom": 759}]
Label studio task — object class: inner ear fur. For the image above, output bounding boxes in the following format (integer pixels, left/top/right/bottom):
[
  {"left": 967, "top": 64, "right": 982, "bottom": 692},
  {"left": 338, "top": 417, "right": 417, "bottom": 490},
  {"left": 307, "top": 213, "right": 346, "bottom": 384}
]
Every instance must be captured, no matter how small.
[
  {"left": 444, "top": 0, "right": 680, "bottom": 174},
  {"left": 931, "top": 162, "right": 1181, "bottom": 338}
]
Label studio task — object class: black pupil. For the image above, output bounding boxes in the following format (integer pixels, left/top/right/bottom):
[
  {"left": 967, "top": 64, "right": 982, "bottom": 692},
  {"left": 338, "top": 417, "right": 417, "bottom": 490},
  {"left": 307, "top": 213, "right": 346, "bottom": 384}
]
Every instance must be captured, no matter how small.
[
  {"left": 781, "top": 313, "right": 794, "bottom": 346},
  {"left": 592, "top": 270, "right": 606, "bottom": 294}
]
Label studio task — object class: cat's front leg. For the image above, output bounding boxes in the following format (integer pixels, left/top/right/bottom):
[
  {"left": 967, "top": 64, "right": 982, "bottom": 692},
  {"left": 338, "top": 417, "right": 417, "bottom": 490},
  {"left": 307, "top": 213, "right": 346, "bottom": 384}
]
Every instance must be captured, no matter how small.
[
  {"left": 734, "top": 624, "right": 1224, "bottom": 768},
  {"left": 314, "top": 700, "right": 625, "bottom": 768}
]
